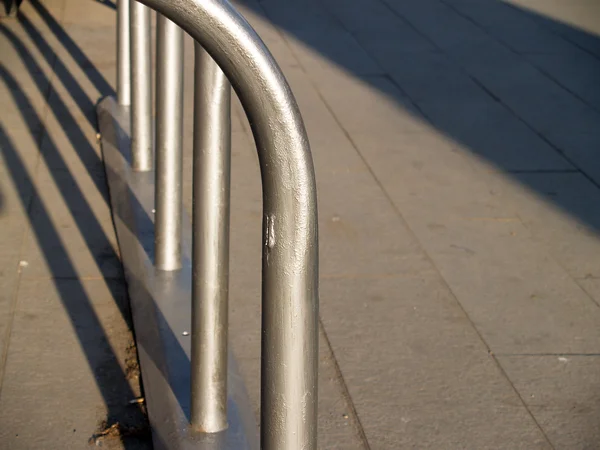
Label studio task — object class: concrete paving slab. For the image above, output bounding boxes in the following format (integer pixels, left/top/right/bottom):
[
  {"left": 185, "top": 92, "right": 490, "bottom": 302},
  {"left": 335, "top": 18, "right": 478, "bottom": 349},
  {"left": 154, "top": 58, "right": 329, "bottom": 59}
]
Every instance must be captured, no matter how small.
[
  {"left": 0, "top": 161, "right": 36, "bottom": 220},
  {"left": 347, "top": 132, "right": 600, "bottom": 355},
  {"left": 413, "top": 218, "right": 600, "bottom": 354},
  {"left": 381, "top": 0, "right": 484, "bottom": 49},
  {"left": 29, "top": 166, "right": 112, "bottom": 228},
  {"left": 498, "top": 355, "right": 600, "bottom": 449},
  {"left": 446, "top": 0, "right": 579, "bottom": 55},
  {"left": 0, "top": 278, "right": 148, "bottom": 449},
  {"left": 490, "top": 171, "right": 600, "bottom": 279},
  {"left": 576, "top": 277, "right": 600, "bottom": 308},
  {"left": 504, "top": 0, "right": 600, "bottom": 39},
  {"left": 414, "top": 99, "right": 573, "bottom": 172},
  {"left": 20, "top": 202, "right": 121, "bottom": 279},
  {"left": 542, "top": 130, "right": 600, "bottom": 186},
  {"left": 0, "top": 248, "right": 24, "bottom": 380},
  {"left": 367, "top": 50, "right": 491, "bottom": 104},
  {"left": 460, "top": 57, "right": 599, "bottom": 137},
  {"left": 285, "top": 28, "right": 384, "bottom": 77},
  {"left": 527, "top": 51, "right": 600, "bottom": 112},
  {"left": 15, "top": 0, "right": 65, "bottom": 26},
  {"left": 323, "top": 0, "right": 422, "bottom": 37},
  {"left": 526, "top": 5, "right": 600, "bottom": 60},
  {"left": 320, "top": 274, "right": 550, "bottom": 449},
  {"left": 39, "top": 111, "right": 105, "bottom": 172},
  {"left": 311, "top": 72, "right": 426, "bottom": 136},
  {"left": 257, "top": 0, "right": 338, "bottom": 33}
]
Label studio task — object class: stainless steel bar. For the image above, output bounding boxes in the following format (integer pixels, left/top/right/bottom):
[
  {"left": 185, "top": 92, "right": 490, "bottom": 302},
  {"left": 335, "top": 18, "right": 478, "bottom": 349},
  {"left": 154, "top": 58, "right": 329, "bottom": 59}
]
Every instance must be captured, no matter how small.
[
  {"left": 154, "top": 15, "right": 184, "bottom": 271},
  {"left": 130, "top": 0, "right": 152, "bottom": 171},
  {"left": 116, "top": 0, "right": 131, "bottom": 106},
  {"left": 190, "top": 43, "right": 231, "bottom": 433},
  {"left": 135, "top": 1, "right": 319, "bottom": 448}
]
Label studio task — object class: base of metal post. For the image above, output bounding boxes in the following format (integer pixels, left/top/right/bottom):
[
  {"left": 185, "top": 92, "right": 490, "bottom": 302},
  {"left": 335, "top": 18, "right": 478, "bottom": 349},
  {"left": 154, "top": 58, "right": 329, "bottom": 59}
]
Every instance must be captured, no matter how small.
[
  {"left": 190, "top": 43, "right": 232, "bottom": 434},
  {"left": 154, "top": 15, "right": 184, "bottom": 271},
  {"left": 130, "top": 0, "right": 152, "bottom": 172}
]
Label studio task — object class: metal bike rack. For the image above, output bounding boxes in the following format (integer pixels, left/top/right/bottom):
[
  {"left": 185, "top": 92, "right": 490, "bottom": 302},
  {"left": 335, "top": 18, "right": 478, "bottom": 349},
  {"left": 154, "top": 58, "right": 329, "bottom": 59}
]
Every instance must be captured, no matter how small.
[{"left": 101, "top": 0, "right": 319, "bottom": 448}]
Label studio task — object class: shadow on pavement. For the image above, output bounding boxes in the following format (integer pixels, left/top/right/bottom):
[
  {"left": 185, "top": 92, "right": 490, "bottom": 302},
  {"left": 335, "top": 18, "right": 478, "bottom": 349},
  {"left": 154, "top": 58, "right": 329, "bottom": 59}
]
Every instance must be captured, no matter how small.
[
  {"left": 0, "top": 3, "right": 149, "bottom": 448},
  {"left": 237, "top": 0, "right": 600, "bottom": 236}
]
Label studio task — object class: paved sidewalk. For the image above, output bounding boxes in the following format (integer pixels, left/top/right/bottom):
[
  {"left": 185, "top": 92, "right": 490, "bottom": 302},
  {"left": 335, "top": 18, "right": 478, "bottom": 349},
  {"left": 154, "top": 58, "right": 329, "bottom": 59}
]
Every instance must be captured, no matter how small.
[
  {"left": 0, "top": 1, "right": 149, "bottom": 448},
  {"left": 2, "top": 0, "right": 600, "bottom": 448}
]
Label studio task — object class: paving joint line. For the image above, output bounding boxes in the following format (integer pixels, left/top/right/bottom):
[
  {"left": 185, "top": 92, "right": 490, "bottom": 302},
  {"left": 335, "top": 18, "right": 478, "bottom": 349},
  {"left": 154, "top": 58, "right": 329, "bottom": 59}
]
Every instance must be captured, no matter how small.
[{"left": 319, "top": 320, "right": 372, "bottom": 450}]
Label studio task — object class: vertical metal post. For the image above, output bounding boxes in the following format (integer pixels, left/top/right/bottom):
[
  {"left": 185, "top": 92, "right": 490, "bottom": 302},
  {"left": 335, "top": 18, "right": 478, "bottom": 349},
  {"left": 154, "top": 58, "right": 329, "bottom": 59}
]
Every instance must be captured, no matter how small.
[
  {"left": 190, "top": 43, "right": 231, "bottom": 433},
  {"left": 154, "top": 15, "right": 184, "bottom": 270},
  {"left": 130, "top": 0, "right": 152, "bottom": 171},
  {"left": 116, "top": 0, "right": 130, "bottom": 106}
]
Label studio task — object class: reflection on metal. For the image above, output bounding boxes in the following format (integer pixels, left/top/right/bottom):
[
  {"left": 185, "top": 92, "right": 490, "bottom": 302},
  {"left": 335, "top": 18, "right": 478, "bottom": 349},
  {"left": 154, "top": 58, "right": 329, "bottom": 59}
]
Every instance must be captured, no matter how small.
[
  {"left": 116, "top": 0, "right": 130, "bottom": 106},
  {"left": 154, "top": 15, "right": 184, "bottom": 271},
  {"left": 190, "top": 44, "right": 231, "bottom": 433},
  {"left": 130, "top": 0, "right": 152, "bottom": 171}
]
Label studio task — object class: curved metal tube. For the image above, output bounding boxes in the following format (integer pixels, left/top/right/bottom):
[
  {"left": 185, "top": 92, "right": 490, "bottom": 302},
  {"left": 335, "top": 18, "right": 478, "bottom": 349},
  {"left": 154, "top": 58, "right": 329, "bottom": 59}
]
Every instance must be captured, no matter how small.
[{"left": 134, "top": 0, "right": 319, "bottom": 448}]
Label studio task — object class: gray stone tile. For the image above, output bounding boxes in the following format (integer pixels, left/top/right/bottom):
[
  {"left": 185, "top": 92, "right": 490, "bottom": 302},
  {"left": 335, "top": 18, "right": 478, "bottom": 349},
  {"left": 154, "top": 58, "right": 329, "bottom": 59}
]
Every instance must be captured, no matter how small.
[
  {"left": 21, "top": 177, "right": 121, "bottom": 279},
  {"left": 494, "top": 172, "right": 600, "bottom": 279},
  {"left": 258, "top": 0, "right": 338, "bottom": 33},
  {"left": 313, "top": 71, "right": 427, "bottom": 136},
  {"left": 406, "top": 217, "right": 600, "bottom": 355},
  {"left": 316, "top": 326, "right": 366, "bottom": 450},
  {"left": 354, "top": 29, "right": 437, "bottom": 63},
  {"left": 448, "top": 0, "right": 578, "bottom": 54},
  {"left": 537, "top": 16, "right": 600, "bottom": 59},
  {"left": 317, "top": 166, "right": 432, "bottom": 279},
  {"left": 381, "top": 0, "right": 484, "bottom": 49},
  {"left": 286, "top": 26, "right": 384, "bottom": 77},
  {"left": 527, "top": 51, "right": 600, "bottom": 111},
  {"left": 498, "top": 355, "right": 600, "bottom": 449},
  {"left": 544, "top": 129, "right": 600, "bottom": 186},
  {"left": 462, "top": 57, "right": 600, "bottom": 138},
  {"left": 320, "top": 274, "right": 549, "bottom": 449},
  {"left": 349, "top": 131, "right": 509, "bottom": 217},
  {"left": 415, "top": 100, "right": 573, "bottom": 172},
  {"left": 17, "top": 0, "right": 65, "bottom": 26},
  {"left": 349, "top": 132, "right": 600, "bottom": 354},
  {"left": 0, "top": 246, "right": 24, "bottom": 379},
  {"left": 508, "top": 0, "right": 600, "bottom": 48},
  {"left": 0, "top": 278, "right": 143, "bottom": 449},
  {"left": 62, "top": 1, "right": 115, "bottom": 26},
  {"left": 31, "top": 166, "right": 112, "bottom": 227},
  {"left": 0, "top": 160, "right": 36, "bottom": 221},
  {"left": 576, "top": 277, "right": 600, "bottom": 308},
  {"left": 39, "top": 109, "right": 105, "bottom": 172},
  {"left": 377, "top": 51, "right": 492, "bottom": 105},
  {"left": 323, "top": 0, "right": 415, "bottom": 35}
]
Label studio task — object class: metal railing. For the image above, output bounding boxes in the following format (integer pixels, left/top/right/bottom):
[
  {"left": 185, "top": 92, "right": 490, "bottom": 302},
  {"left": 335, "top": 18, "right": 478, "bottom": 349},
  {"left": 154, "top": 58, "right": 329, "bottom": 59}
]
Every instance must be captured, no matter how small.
[{"left": 116, "top": 0, "right": 319, "bottom": 448}]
